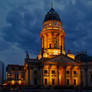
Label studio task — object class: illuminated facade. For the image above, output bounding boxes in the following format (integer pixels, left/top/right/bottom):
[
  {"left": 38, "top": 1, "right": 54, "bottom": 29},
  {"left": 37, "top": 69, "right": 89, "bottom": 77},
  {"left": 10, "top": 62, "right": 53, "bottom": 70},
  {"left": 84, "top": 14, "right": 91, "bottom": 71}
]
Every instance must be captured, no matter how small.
[
  {"left": 41, "top": 54, "right": 81, "bottom": 87},
  {"left": 6, "top": 65, "right": 25, "bottom": 86},
  {"left": 5, "top": 6, "right": 92, "bottom": 88},
  {"left": 23, "top": 7, "right": 81, "bottom": 87},
  {"left": 24, "top": 54, "right": 41, "bottom": 86},
  {"left": 24, "top": 53, "right": 81, "bottom": 87},
  {"left": 38, "top": 8, "right": 65, "bottom": 59}
]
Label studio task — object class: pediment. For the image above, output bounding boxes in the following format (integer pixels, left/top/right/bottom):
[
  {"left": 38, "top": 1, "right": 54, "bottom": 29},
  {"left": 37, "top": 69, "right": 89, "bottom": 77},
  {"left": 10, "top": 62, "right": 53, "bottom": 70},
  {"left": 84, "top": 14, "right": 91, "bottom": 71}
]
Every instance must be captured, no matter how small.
[{"left": 47, "top": 54, "right": 74, "bottom": 63}]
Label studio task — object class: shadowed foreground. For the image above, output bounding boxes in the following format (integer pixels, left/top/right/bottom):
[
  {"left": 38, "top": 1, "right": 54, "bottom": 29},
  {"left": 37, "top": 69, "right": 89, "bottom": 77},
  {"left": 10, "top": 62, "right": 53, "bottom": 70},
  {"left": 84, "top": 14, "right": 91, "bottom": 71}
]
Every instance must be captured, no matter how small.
[{"left": 0, "top": 89, "right": 92, "bottom": 92}]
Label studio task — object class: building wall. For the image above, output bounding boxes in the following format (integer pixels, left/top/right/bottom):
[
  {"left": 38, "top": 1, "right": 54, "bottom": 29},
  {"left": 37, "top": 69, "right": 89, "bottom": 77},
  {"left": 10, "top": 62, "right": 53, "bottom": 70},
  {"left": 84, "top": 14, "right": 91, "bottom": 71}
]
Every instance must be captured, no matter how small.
[
  {"left": 80, "top": 66, "right": 87, "bottom": 87},
  {"left": 6, "top": 65, "right": 25, "bottom": 85},
  {"left": 24, "top": 61, "right": 41, "bottom": 86},
  {"left": 42, "top": 64, "right": 58, "bottom": 86},
  {"left": 6, "top": 59, "right": 92, "bottom": 88},
  {"left": 31, "top": 67, "right": 41, "bottom": 86},
  {"left": 0, "top": 61, "right": 4, "bottom": 83},
  {"left": 87, "top": 63, "right": 92, "bottom": 87},
  {"left": 42, "top": 63, "right": 81, "bottom": 87}
]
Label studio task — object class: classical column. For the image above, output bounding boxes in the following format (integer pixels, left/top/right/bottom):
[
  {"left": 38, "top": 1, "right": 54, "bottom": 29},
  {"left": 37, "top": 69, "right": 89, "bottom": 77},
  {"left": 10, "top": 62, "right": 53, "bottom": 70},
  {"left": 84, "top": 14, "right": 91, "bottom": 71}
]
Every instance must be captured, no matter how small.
[
  {"left": 28, "top": 64, "right": 31, "bottom": 86},
  {"left": 41, "top": 36, "right": 44, "bottom": 49},
  {"left": 58, "top": 34, "right": 61, "bottom": 49},
  {"left": 46, "top": 34, "right": 48, "bottom": 49},
  {"left": 57, "top": 34, "right": 59, "bottom": 49},
  {"left": 48, "top": 65, "right": 51, "bottom": 86},
  {"left": 70, "top": 66, "right": 73, "bottom": 86},
  {"left": 41, "top": 65, "right": 43, "bottom": 86},
  {"left": 51, "top": 32, "right": 54, "bottom": 48},
  {"left": 61, "top": 36, "right": 64, "bottom": 51},
  {"left": 64, "top": 66, "right": 66, "bottom": 86},
  {"left": 57, "top": 65, "right": 59, "bottom": 86}
]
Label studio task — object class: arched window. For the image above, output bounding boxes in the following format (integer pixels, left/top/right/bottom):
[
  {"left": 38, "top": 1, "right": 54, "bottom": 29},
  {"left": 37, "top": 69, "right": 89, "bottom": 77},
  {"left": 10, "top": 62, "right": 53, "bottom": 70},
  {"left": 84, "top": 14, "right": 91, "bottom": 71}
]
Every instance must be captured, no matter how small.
[
  {"left": 54, "top": 43, "right": 57, "bottom": 48},
  {"left": 45, "top": 79, "right": 47, "bottom": 85},
  {"left": 34, "top": 78, "right": 37, "bottom": 85},
  {"left": 52, "top": 79, "right": 55, "bottom": 85},
  {"left": 49, "top": 44, "right": 51, "bottom": 48}
]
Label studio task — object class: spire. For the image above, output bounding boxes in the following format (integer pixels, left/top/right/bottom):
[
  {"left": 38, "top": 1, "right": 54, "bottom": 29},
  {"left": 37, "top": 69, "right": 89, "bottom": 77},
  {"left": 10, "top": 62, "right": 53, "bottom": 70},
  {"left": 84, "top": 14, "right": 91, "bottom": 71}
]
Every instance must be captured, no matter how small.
[
  {"left": 26, "top": 51, "right": 30, "bottom": 59},
  {"left": 51, "top": 0, "right": 54, "bottom": 9}
]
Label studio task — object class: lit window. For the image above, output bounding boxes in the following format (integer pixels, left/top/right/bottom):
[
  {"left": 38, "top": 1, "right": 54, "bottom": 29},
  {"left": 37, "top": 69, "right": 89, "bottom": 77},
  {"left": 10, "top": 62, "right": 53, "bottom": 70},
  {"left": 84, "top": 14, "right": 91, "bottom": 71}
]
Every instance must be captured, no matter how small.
[
  {"left": 49, "top": 23, "right": 51, "bottom": 26},
  {"left": 8, "top": 72, "right": 12, "bottom": 75},
  {"left": 54, "top": 50, "right": 58, "bottom": 55},
  {"left": 18, "top": 80, "right": 22, "bottom": 85},
  {"left": 11, "top": 80, "right": 15, "bottom": 85}
]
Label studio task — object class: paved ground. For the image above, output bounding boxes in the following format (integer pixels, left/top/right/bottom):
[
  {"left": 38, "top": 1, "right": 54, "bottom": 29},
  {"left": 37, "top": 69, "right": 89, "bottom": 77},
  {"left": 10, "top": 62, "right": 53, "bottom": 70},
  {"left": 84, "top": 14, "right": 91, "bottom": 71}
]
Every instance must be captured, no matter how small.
[{"left": 0, "top": 89, "right": 92, "bottom": 92}]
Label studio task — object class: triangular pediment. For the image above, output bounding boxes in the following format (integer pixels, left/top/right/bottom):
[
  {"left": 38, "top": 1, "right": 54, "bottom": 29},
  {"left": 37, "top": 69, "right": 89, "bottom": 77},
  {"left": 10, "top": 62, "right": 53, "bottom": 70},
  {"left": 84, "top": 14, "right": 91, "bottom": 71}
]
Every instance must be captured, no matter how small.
[{"left": 47, "top": 54, "right": 75, "bottom": 63}]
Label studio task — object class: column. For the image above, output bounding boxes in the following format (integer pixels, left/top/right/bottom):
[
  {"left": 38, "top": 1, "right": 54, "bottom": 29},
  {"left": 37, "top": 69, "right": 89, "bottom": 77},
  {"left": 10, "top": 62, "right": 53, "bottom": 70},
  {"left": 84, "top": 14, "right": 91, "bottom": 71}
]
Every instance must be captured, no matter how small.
[
  {"left": 64, "top": 66, "right": 66, "bottom": 86},
  {"left": 41, "top": 65, "right": 43, "bottom": 86},
  {"left": 57, "top": 65, "right": 59, "bottom": 86},
  {"left": 70, "top": 66, "right": 73, "bottom": 86},
  {"left": 28, "top": 64, "right": 31, "bottom": 86},
  {"left": 46, "top": 34, "right": 48, "bottom": 49},
  {"left": 57, "top": 34, "right": 59, "bottom": 49},
  {"left": 48, "top": 65, "right": 51, "bottom": 86}
]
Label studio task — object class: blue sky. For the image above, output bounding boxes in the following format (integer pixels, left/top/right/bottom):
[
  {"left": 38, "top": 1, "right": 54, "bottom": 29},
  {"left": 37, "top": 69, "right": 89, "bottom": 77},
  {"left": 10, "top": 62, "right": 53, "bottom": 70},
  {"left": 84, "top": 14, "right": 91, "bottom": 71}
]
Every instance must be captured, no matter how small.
[{"left": 0, "top": 0, "right": 92, "bottom": 65}]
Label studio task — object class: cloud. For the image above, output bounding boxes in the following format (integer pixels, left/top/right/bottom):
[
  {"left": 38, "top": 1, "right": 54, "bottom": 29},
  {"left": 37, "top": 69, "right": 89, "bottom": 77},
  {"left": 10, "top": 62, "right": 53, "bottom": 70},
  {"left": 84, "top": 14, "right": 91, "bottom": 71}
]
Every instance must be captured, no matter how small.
[{"left": 0, "top": 0, "right": 92, "bottom": 65}]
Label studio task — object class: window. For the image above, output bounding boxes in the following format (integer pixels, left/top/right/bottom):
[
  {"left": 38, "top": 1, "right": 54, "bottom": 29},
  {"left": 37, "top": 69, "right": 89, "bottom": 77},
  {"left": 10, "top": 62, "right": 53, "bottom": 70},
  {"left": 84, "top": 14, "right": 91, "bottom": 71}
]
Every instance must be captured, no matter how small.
[
  {"left": 52, "top": 70, "right": 55, "bottom": 74},
  {"left": 34, "top": 78, "right": 37, "bottom": 85},
  {"left": 21, "top": 72, "right": 25, "bottom": 79},
  {"left": 44, "top": 70, "right": 48, "bottom": 74},
  {"left": 74, "top": 79, "right": 76, "bottom": 86},
  {"left": 54, "top": 43, "right": 57, "bottom": 48},
  {"left": 66, "top": 79, "right": 69, "bottom": 85},
  {"left": 66, "top": 71, "right": 69, "bottom": 74},
  {"left": 45, "top": 79, "right": 47, "bottom": 85},
  {"left": 90, "top": 74, "right": 92, "bottom": 82},
  {"left": 74, "top": 71, "right": 77, "bottom": 75},
  {"left": 52, "top": 79, "right": 55, "bottom": 85},
  {"left": 49, "top": 44, "right": 51, "bottom": 48},
  {"left": 34, "top": 70, "right": 37, "bottom": 74},
  {"left": 15, "top": 72, "right": 18, "bottom": 80},
  {"left": 8, "top": 72, "right": 12, "bottom": 76}
]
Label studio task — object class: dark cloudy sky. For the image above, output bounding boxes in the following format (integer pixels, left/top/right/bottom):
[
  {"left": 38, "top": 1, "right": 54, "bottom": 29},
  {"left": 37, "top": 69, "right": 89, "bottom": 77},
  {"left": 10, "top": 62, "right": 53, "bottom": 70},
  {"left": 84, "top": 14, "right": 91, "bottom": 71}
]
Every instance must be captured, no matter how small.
[{"left": 0, "top": 0, "right": 92, "bottom": 65}]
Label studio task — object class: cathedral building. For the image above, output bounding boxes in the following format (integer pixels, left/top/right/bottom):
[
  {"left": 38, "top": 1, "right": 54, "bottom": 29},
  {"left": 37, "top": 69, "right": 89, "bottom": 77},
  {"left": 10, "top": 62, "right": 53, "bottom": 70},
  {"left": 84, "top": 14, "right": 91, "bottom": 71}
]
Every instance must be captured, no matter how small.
[
  {"left": 6, "top": 6, "right": 92, "bottom": 88},
  {"left": 24, "top": 7, "right": 81, "bottom": 87}
]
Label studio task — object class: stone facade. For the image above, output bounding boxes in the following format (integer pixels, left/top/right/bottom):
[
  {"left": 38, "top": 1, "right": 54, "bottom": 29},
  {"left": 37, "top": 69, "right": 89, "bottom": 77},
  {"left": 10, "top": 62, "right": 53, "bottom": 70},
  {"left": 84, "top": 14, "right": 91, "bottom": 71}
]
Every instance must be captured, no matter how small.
[
  {"left": 6, "top": 65, "right": 25, "bottom": 85},
  {"left": 24, "top": 54, "right": 81, "bottom": 87}
]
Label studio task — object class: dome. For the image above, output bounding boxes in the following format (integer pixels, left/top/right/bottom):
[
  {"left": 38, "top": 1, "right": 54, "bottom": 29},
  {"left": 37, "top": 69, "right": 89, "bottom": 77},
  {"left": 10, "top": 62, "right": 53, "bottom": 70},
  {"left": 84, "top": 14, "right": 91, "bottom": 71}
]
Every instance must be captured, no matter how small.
[{"left": 44, "top": 8, "right": 61, "bottom": 22}]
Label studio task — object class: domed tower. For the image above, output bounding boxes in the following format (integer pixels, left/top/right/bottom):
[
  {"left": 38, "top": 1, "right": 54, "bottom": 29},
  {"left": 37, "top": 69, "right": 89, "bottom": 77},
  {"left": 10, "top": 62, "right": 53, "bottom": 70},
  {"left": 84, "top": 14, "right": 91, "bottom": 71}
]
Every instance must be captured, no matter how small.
[{"left": 38, "top": 7, "right": 65, "bottom": 59}]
